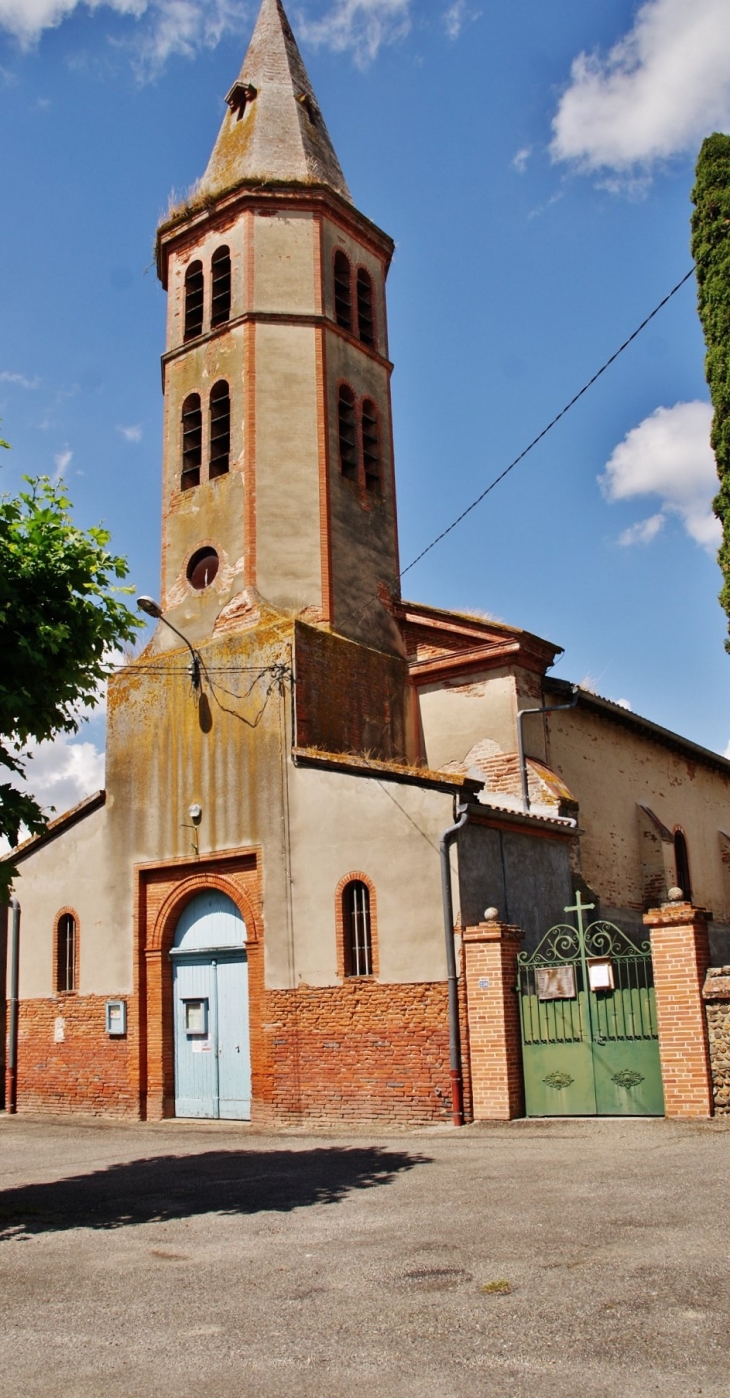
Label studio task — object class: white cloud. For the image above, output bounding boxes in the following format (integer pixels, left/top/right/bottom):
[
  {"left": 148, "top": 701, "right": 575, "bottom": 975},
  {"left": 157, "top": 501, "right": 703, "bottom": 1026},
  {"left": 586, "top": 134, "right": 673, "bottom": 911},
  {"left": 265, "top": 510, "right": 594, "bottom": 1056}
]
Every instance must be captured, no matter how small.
[
  {"left": 0, "top": 731, "right": 105, "bottom": 855},
  {"left": 16, "top": 733, "right": 105, "bottom": 819},
  {"left": 600, "top": 401, "right": 721, "bottom": 553},
  {"left": 618, "top": 512, "right": 665, "bottom": 547},
  {"left": 0, "top": 0, "right": 430, "bottom": 69},
  {"left": 117, "top": 422, "right": 142, "bottom": 442},
  {"left": 0, "top": 0, "right": 240, "bottom": 70},
  {"left": 53, "top": 446, "right": 72, "bottom": 478},
  {"left": 296, "top": 0, "right": 412, "bottom": 65},
  {"left": 551, "top": 0, "right": 730, "bottom": 178},
  {"left": 724, "top": 738, "right": 730, "bottom": 760},
  {"left": 0, "top": 370, "right": 39, "bottom": 388},
  {"left": 512, "top": 146, "right": 531, "bottom": 175},
  {"left": 443, "top": 0, "right": 477, "bottom": 41},
  {"left": 0, "top": 0, "right": 144, "bottom": 47}
]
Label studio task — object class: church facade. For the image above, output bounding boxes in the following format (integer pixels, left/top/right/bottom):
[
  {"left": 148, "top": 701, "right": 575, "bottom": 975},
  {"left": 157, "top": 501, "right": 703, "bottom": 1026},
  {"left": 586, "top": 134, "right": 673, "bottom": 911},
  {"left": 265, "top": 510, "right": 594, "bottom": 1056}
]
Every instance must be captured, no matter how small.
[{"left": 4, "top": 0, "right": 730, "bottom": 1125}]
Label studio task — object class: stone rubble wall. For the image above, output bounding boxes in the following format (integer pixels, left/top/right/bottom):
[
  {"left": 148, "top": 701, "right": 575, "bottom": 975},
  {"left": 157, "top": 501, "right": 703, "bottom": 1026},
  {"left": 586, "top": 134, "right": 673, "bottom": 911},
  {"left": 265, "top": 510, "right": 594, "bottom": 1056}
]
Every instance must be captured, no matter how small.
[{"left": 703, "top": 967, "right": 730, "bottom": 1114}]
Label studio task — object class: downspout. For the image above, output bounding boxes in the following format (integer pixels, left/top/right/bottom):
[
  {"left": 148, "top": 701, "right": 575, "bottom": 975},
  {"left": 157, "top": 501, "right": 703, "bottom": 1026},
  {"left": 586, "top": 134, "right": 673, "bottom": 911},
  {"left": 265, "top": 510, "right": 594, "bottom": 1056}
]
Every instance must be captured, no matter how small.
[
  {"left": 7, "top": 897, "right": 20, "bottom": 1114},
  {"left": 440, "top": 800, "right": 469, "bottom": 1127},
  {"left": 517, "top": 688, "right": 579, "bottom": 813}
]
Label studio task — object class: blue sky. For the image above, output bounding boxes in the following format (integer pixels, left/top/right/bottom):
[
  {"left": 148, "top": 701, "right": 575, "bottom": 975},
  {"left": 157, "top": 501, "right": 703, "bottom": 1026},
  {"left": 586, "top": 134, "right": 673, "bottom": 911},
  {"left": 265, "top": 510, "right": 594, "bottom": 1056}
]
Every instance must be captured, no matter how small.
[{"left": 2, "top": 0, "right": 730, "bottom": 814}]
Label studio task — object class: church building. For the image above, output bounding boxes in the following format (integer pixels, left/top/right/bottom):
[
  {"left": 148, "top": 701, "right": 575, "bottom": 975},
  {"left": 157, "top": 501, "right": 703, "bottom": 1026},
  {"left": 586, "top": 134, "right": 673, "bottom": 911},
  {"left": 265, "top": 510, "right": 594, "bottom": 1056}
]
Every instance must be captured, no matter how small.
[{"left": 4, "top": 0, "right": 730, "bottom": 1125}]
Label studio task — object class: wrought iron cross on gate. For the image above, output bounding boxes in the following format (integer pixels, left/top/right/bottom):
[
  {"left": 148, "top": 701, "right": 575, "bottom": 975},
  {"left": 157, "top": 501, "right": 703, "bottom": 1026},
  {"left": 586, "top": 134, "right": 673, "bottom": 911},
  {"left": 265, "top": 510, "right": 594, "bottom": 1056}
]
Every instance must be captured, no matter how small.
[{"left": 564, "top": 890, "right": 595, "bottom": 936}]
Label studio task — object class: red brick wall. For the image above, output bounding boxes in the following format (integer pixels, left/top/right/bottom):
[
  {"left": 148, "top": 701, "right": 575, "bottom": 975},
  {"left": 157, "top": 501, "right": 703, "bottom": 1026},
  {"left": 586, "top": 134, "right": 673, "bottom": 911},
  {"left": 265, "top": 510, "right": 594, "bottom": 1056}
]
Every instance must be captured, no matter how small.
[
  {"left": 463, "top": 921, "right": 523, "bottom": 1120},
  {"left": 255, "top": 979, "right": 454, "bottom": 1125},
  {"left": 10, "top": 996, "right": 139, "bottom": 1117},
  {"left": 645, "top": 902, "right": 713, "bottom": 1118},
  {"left": 294, "top": 620, "right": 410, "bottom": 762}
]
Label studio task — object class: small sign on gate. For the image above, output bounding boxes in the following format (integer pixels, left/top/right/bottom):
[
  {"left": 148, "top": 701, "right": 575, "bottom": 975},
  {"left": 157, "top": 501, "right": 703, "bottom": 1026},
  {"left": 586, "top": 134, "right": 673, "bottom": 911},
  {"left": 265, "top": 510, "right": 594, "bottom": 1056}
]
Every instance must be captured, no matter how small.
[
  {"left": 536, "top": 965, "right": 576, "bottom": 1000},
  {"left": 588, "top": 959, "right": 614, "bottom": 991}
]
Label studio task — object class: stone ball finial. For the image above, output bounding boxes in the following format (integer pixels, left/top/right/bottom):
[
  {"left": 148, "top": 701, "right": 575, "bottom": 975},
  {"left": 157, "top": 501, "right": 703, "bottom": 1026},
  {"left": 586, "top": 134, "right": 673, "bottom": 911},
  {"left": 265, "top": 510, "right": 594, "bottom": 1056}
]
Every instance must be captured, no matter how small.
[
  {"left": 667, "top": 886, "right": 684, "bottom": 903},
  {"left": 484, "top": 906, "right": 500, "bottom": 922}
]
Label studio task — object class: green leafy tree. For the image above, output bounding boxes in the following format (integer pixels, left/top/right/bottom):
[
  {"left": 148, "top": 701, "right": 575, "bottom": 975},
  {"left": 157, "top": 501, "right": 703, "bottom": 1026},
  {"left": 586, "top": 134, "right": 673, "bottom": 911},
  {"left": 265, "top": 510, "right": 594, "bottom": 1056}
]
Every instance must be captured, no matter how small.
[
  {"left": 691, "top": 133, "right": 730, "bottom": 648},
  {"left": 0, "top": 449, "right": 141, "bottom": 898}
]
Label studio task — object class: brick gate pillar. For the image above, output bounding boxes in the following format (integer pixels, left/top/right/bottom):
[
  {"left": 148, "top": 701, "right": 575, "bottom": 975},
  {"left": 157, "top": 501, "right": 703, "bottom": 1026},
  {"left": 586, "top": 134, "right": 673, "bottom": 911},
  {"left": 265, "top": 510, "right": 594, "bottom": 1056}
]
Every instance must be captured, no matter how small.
[
  {"left": 463, "top": 914, "right": 523, "bottom": 1120},
  {"left": 644, "top": 898, "right": 713, "bottom": 1119}
]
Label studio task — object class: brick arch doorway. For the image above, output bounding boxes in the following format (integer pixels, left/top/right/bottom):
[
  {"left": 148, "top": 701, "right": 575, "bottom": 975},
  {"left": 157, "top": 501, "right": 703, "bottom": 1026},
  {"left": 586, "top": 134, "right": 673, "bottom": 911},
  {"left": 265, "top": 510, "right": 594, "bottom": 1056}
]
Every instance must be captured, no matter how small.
[{"left": 171, "top": 889, "right": 251, "bottom": 1120}]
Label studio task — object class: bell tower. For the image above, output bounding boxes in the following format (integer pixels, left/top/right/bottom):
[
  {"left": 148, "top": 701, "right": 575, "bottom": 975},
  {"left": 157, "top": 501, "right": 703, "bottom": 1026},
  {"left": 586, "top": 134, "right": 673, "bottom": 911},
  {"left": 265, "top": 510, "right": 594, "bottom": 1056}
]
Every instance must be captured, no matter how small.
[{"left": 155, "top": 0, "right": 402, "bottom": 655}]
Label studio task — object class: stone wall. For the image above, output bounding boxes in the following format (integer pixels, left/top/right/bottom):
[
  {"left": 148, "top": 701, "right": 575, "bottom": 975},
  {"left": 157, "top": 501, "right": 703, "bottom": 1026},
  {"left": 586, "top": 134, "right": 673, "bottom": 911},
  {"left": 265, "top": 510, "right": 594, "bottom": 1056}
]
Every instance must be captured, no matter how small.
[{"left": 703, "top": 967, "right": 730, "bottom": 1114}]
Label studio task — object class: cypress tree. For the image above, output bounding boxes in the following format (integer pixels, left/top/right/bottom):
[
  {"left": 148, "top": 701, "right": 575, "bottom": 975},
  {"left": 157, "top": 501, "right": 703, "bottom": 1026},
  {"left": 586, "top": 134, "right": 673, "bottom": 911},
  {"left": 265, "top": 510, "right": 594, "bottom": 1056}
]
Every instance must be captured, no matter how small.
[{"left": 691, "top": 133, "right": 730, "bottom": 649}]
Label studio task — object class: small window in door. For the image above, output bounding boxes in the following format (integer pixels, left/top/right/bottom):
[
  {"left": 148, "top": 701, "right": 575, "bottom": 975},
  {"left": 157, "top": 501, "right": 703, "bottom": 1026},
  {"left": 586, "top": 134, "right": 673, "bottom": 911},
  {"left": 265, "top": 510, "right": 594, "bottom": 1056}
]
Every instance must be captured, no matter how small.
[{"left": 184, "top": 999, "right": 208, "bottom": 1035}]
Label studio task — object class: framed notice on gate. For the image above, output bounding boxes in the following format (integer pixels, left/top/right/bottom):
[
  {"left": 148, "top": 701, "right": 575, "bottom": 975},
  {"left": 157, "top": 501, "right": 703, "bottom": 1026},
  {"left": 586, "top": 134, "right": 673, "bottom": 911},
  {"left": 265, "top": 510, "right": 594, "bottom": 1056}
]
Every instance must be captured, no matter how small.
[{"left": 536, "top": 965, "right": 577, "bottom": 1000}]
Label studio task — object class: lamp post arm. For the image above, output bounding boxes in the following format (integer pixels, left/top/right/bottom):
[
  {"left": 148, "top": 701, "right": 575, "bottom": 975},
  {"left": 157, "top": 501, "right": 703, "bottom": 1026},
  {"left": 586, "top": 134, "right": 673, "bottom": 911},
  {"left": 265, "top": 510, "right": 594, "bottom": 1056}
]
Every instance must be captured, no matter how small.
[{"left": 157, "top": 615, "right": 201, "bottom": 690}]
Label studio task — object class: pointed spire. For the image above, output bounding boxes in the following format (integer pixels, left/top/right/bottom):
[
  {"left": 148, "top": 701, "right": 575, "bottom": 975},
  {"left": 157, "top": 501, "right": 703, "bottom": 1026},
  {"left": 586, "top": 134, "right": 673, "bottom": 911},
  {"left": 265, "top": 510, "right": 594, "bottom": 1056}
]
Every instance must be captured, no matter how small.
[{"left": 198, "top": 0, "right": 352, "bottom": 204}]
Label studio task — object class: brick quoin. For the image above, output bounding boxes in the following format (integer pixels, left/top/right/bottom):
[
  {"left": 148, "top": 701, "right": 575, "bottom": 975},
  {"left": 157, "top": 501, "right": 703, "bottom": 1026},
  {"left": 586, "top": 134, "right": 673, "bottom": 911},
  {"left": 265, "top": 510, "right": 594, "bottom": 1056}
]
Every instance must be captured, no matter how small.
[
  {"left": 644, "top": 901, "right": 714, "bottom": 1119},
  {"left": 462, "top": 919, "right": 524, "bottom": 1120}
]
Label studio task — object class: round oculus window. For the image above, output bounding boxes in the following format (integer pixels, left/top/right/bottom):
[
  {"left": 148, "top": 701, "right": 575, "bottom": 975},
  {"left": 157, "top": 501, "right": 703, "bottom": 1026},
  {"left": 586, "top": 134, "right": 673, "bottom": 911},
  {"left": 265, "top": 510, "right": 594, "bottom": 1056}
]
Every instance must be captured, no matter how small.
[{"left": 187, "top": 547, "right": 219, "bottom": 591}]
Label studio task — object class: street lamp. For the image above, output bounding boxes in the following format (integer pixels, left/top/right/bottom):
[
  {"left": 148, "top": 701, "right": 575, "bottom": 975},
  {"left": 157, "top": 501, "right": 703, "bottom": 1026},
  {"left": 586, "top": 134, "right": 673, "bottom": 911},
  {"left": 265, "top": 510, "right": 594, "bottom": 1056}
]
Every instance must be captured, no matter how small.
[{"left": 137, "top": 596, "right": 201, "bottom": 690}]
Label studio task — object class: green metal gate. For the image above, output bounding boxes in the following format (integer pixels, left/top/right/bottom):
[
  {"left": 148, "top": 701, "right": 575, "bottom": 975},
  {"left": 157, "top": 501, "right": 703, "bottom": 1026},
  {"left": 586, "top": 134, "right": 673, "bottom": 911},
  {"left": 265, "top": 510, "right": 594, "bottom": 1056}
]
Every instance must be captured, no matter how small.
[{"left": 517, "top": 892, "right": 664, "bottom": 1117}]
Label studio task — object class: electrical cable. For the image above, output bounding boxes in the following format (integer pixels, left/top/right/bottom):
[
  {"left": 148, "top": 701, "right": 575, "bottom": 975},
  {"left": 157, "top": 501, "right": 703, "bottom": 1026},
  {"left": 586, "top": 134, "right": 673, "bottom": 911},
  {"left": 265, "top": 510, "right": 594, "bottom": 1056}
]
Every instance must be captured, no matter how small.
[{"left": 397, "top": 265, "right": 696, "bottom": 583}]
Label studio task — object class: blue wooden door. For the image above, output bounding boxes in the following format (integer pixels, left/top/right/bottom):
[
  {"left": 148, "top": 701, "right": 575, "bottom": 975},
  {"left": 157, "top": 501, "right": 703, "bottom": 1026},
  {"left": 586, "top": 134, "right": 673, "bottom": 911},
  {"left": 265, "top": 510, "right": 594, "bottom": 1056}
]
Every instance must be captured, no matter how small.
[{"left": 171, "top": 891, "right": 251, "bottom": 1120}]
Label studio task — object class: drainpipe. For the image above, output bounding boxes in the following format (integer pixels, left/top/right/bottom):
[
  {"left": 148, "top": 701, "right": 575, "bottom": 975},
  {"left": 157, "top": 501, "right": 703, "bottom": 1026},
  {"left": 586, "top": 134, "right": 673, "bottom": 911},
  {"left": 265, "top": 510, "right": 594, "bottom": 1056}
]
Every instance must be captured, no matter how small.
[
  {"left": 7, "top": 897, "right": 20, "bottom": 1114},
  {"left": 517, "top": 688, "right": 579, "bottom": 813},
  {"left": 440, "top": 800, "right": 469, "bottom": 1127}
]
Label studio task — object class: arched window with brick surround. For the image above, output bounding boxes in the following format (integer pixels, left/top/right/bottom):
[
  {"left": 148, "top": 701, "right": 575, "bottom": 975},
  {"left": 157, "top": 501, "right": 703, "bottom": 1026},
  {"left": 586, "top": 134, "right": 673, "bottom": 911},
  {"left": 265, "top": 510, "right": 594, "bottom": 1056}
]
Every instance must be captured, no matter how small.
[
  {"left": 209, "top": 380, "right": 230, "bottom": 478},
  {"left": 339, "top": 877, "right": 375, "bottom": 978},
  {"left": 181, "top": 393, "right": 202, "bottom": 490},
  {"left": 674, "top": 828, "right": 692, "bottom": 902},
  {"left": 184, "top": 260, "right": 204, "bottom": 341},
  {"left": 211, "top": 246, "right": 231, "bottom": 327},
  {"left": 356, "top": 268, "right": 375, "bottom": 347},
  {"left": 334, "top": 250, "right": 352, "bottom": 331},
  {"left": 56, "top": 911, "right": 78, "bottom": 993},
  {"left": 361, "top": 398, "right": 381, "bottom": 494},
  {"left": 338, "top": 384, "right": 357, "bottom": 481}
]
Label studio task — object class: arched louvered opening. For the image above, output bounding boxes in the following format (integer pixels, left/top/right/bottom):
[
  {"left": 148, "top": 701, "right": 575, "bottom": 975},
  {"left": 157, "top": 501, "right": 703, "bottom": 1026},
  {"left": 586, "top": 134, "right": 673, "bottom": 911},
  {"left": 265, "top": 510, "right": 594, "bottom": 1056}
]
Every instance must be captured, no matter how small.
[
  {"left": 342, "top": 880, "right": 373, "bottom": 977},
  {"left": 184, "top": 261, "right": 204, "bottom": 341},
  {"left": 181, "top": 393, "right": 202, "bottom": 490},
  {"left": 334, "top": 251, "right": 352, "bottom": 331},
  {"left": 56, "top": 913, "right": 77, "bottom": 993},
  {"left": 674, "top": 829, "right": 692, "bottom": 903},
  {"left": 209, "top": 380, "right": 230, "bottom": 478},
  {"left": 211, "top": 246, "right": 231, "bottom": 328},
  {"left": 338, "top": 385, "right": 357, "bottom": 481},
  {"left": 361, "top": 399, "right": 381, "bottom": 494},
  {"left": 356, "top": 268, "right": 374, "bottom": 347}
]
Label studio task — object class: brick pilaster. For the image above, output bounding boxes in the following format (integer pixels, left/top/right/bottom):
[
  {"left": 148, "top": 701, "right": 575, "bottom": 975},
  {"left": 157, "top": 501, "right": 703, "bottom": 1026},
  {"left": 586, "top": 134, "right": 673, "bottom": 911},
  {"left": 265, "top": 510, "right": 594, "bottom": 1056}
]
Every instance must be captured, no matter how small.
[
  {"left": 644, "top": 902, "right": 713, "bottom": 1119},
  {"left": 463, "top": 919, "right": 523, "bottom": 1120}
]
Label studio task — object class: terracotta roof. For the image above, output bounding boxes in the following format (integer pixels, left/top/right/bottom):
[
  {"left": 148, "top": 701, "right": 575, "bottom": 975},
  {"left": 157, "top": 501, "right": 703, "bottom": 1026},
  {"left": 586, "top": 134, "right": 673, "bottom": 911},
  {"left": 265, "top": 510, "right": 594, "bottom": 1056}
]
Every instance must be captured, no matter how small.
[{"left": 198, "top": 0, "right": 351, "bottom": 203}]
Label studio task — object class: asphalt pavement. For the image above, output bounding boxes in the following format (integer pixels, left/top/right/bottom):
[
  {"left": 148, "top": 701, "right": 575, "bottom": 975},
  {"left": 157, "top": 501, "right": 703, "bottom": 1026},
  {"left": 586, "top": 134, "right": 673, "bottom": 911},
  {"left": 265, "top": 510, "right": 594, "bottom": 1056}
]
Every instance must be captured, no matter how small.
[{"left": 0, "top": 1113, "right": 728, "bottom": 1397}]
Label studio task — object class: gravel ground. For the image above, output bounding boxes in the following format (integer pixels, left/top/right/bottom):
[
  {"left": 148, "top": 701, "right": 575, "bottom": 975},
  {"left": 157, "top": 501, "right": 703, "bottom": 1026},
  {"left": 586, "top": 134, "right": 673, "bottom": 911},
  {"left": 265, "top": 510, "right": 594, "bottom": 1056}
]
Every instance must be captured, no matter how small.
[{"left": 0, "top": 1113, "right": 728, "bottom": 1398}]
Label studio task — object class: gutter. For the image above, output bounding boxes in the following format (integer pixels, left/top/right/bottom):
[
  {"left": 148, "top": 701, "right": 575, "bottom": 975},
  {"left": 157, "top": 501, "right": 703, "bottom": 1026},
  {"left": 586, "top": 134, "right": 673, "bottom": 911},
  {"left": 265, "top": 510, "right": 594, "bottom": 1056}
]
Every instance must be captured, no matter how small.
[
  {"left": 439, "top": 801, "right": 469, "bottom": 1127},
  {"left": 517, "top": 689, "right": 578, "bottom": 813},
  {"left": 7, "top": 897, "right": 19, "bottom": 1114}
]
